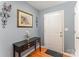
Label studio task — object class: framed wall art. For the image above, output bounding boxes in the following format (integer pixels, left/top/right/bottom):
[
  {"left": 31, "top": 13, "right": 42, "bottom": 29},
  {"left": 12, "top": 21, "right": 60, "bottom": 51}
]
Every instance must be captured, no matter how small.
[{"left": 17, "top": 9, "right": 33, "bottom": 28}]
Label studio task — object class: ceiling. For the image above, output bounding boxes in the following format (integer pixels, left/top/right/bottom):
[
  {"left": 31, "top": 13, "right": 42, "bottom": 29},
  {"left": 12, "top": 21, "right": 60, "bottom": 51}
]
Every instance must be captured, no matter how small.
[{"left": 27, "top": 1, "right": 66, "bottom": 11}]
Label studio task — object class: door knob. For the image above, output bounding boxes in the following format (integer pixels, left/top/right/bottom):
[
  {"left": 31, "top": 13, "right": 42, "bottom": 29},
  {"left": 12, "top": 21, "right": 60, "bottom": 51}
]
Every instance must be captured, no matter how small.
[
  {"left": 60, "top": 32, "right": 63, "bottom": 37},
  {"left": 60, "top": 35, "right": 63, "bottom": 37},
  {"left": 76, "top": 37, "right": 79, "bottom": 39},
  {"left": 60, "top": 32, "right": 62, "bottom": 33}
]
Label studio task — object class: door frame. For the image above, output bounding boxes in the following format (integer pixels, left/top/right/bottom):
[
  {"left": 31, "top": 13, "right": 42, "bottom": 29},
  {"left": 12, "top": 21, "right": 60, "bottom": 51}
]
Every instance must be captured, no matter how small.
[
  {"left": 44, "top": 10, "right": 64, "bottom": 54},
  {"left": 75, "top": 13, "right": 79, "bottom": 56}
]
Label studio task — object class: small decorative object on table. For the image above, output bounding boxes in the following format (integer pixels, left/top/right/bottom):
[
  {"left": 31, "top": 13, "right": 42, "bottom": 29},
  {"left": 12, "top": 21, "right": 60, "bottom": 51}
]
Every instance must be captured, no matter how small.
[{"left": 24, "top": 31, "right": 30, "bottom": 43}]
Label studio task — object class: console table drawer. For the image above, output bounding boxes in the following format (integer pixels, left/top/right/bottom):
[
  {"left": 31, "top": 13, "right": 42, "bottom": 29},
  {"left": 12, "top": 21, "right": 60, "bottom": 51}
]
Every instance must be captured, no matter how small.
[
  {"left": 20, "top": 45, "right": 28, "bottom": 52},
  {"left": 29, "top": 41, "right": 35, "bottom": 47}
]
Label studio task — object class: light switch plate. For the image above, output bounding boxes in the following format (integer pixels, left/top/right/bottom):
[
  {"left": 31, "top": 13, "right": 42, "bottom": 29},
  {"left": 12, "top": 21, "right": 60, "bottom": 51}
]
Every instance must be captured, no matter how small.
[{"left": 65, "top": 28, "right": 68, "bottom": 31}]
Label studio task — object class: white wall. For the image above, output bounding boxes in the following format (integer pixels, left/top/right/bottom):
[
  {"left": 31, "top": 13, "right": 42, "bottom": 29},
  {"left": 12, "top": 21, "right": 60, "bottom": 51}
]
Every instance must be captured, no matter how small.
[{"left": 0, "top": 1, "right": 39, "bottom": 57}]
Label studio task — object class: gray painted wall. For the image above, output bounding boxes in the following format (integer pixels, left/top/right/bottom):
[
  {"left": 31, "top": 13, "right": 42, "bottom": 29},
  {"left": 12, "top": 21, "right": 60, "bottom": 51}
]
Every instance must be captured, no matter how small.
[
  {"left": 38, "top": 1, "right": 76, "bottom": 54},
  {"left": 0, "top": 1, "right": 39, "bottom": 57},
  {"left": 0, "top": 1, "right": 77, "bottom": 57}
]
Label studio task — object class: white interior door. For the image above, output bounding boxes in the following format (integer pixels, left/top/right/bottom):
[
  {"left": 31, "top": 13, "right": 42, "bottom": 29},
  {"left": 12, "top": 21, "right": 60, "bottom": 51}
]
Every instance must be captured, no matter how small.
[{"left": 44, "top": 10, "right": 64, "bottom": 53}]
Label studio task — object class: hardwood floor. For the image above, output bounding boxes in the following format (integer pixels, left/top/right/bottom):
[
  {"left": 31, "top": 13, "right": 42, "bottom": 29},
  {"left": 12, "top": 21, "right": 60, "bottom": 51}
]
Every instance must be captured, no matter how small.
[
  {"left": 27, "top": 48, "right": 71, "bottom": 57},
  {"left": 27, "top": 48, "right": 51, "bottom": 57}
]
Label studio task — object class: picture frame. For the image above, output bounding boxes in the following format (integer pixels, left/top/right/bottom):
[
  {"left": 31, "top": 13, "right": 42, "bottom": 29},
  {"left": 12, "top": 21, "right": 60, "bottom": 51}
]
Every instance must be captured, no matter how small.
[{"left": 17, "top": 9, "right": 33, "bottom": 28}]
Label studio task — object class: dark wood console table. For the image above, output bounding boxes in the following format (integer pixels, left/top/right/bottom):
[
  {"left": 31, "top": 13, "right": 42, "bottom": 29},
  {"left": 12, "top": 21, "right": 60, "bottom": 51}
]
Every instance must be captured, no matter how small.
[{"left": 13, "top": 37, "right": 41, "bottom": 57}]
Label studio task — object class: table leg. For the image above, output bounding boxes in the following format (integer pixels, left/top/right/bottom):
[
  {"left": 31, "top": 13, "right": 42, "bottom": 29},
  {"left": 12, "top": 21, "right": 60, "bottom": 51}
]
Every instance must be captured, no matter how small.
[
  {"left": 18, "top": 52, "right": 21, "bottom": 57},
  {"left": 35, "top": 41, "right": 36, "bottom": 51},
  {"left": 13, "top": 45, "right": 15, "bottom": 57},
  {"left": 39, "top": 40, "right": 41, "bottom": 51}
]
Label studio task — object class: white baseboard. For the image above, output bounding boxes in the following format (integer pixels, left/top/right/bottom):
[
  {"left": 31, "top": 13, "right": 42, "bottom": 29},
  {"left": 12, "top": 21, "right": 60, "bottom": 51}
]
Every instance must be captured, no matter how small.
[{"left": 63, "top": 52, "right": 74, "bottom": 57}]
